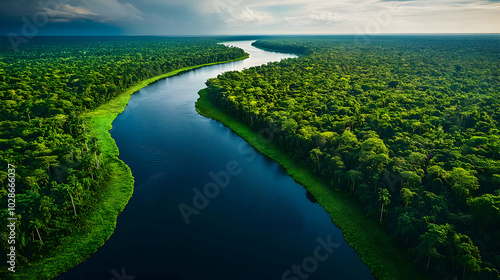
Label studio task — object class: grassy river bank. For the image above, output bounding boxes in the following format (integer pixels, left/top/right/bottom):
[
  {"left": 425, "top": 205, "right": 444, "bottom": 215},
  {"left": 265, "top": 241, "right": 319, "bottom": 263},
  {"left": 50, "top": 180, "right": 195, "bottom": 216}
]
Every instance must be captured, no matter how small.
[
  {"left": 196, "top": 88, "right": 430, "bottom": 280},
  {"left": 15, "top": 55, "right": 249, "bottom": 280}
]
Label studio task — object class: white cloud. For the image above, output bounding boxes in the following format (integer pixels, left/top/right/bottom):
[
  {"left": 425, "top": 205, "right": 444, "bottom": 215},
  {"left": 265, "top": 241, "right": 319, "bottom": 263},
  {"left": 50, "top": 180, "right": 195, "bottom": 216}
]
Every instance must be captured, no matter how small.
[
  {"left": 284, "top": 11, "right": 352, "bottom": 25},
  {"left": 43, "top": 4, "right": 98, "bottom": 22},
  {"left": 61, "top": 4, "right": 97, "bottom": 17},
  {"left": 217, "top": 6, "right": 275, "bottom": 24},
  {"left": 17, "top": 0, "right": 500, "bottom": 34},
  {"left": 212, "top": 0, "right": 500, "bottom": 34},
  {"left": 128, "top": 0, "right": 498, "bottom": 34}
]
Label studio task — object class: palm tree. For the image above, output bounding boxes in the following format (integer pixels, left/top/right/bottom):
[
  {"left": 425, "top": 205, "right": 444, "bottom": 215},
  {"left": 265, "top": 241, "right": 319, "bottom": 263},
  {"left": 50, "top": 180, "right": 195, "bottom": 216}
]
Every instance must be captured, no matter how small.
[
  {"left": 378, "top": 188, "right": 391, "bottom": 222},
  {"left": 29, "top": 220, "right": 44, "bottom": 244},
  {"left": 35, "top": 155, "right": 58, "bottom": 175},
  {"left": 62, "top": 183, "right": 78, "bottom": 216}
]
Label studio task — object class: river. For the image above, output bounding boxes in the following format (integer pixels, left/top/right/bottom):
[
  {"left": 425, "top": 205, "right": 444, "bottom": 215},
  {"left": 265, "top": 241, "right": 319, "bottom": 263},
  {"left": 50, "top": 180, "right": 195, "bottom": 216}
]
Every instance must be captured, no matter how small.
[{"left": 57, "top": 41, "right": 375, "bottom": 280}]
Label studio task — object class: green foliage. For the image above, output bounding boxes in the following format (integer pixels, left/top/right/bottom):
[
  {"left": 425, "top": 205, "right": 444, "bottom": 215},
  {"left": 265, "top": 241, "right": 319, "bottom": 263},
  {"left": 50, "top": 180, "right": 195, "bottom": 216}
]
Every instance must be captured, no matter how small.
[
  {"left": 468, "top": 194, "right": 500, "bottom": 226},
  {"left": 205, "top": 36, "right": 500, "bottom": 279},
  {"left": 0, "top": 36, "right": 247, "bottom": 279},
  {"left": 196, "top": 89, "right": 429, "bottom": 280}
]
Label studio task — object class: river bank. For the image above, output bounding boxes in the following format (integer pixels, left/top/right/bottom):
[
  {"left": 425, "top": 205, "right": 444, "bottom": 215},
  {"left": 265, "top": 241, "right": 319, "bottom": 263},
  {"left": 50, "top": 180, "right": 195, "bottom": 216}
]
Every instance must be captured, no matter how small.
[
  {"left": 195, "top": 88, "right": 430, "bottom": 280},
  {"left": 15, "top": 55, "right": 249, "bottom": 280}
]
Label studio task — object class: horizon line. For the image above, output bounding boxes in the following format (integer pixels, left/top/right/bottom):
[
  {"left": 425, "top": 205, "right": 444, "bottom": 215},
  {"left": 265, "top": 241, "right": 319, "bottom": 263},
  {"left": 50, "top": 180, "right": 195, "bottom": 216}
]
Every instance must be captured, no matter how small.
[{"left": 2, "top": 33, "right": 500, "bottom": 37}]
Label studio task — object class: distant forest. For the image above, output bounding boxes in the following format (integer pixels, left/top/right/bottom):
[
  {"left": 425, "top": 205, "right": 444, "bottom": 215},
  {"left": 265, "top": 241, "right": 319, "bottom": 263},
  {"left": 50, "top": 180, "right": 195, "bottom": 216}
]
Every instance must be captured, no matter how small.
[
  {"left": 204, "top": 36, "right": 500, "bottom": 280},
  {"left": 0, "top": 37, "right": 246, "bottom": 277}
]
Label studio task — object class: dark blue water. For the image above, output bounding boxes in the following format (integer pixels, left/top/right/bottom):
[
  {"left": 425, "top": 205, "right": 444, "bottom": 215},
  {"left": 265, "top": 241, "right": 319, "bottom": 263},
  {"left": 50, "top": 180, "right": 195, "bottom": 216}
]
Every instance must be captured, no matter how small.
[{"left": 57, "top": 41, "right": 375, "bottom": 280}]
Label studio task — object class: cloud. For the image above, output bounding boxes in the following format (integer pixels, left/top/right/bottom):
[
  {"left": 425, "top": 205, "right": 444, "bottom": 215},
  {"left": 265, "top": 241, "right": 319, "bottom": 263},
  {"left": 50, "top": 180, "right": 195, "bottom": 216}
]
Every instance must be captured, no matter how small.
[
  {"left": 1, "top": 0, "right": 499, "bottom": 35},
  {"left": 77, "top": 0, "right": 143, "bottom": 22},
  {"left": 42, "top": 4, "right": 98, "bottom": 22},
  {"left": 283, "top": 12, "right": 346, "bottom": 25},
  {"left": 217, "top": 6, "right": 275, "bottom": 24},
  {"left": 60, "top": 4, "right": 97, "bottom": 17},
  {"left": 252, "top": 0, "right": 499, "bottom": 34},
  {"left": 39, "top": 0, "right": 143, "bottom": 23}
]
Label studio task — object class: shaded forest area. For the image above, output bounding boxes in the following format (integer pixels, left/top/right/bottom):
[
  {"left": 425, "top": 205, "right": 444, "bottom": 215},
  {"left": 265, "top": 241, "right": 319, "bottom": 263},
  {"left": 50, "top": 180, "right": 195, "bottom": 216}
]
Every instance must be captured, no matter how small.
[
  {"left": 0, "top": 36, "right": 246, "bottom": 276},
  {"left": 205, "top": 36, "right": 500, "bottom": 279}
]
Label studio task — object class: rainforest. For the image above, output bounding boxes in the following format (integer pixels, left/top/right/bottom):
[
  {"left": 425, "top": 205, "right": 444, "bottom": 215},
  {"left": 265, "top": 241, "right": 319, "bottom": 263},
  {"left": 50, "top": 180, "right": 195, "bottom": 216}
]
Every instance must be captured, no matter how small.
[
  {"left": 0, "top": 36, "right": 247, "bottom": 279},
  {"left": 0, "top": 35, "right": 499, "bottom": 280},
  {"left": 202, "top": 36, "right": 500, "bottom": 280}
]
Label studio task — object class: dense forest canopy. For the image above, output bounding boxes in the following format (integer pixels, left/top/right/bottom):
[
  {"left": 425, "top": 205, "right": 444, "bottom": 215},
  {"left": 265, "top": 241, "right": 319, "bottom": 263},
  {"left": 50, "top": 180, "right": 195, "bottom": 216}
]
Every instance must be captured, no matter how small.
[
  {"left": 0, "top": 36, "right": 246, "bottom": 277},
  {"left": 205, "top": 35, "right": 500, "bottom": 280}
]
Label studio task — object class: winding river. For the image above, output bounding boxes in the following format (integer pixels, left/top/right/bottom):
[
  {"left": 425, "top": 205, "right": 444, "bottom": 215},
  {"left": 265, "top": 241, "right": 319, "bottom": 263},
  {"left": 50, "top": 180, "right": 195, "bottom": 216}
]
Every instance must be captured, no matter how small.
[{"left": 58, "top": 41, "right": 375, "bottom": 280}]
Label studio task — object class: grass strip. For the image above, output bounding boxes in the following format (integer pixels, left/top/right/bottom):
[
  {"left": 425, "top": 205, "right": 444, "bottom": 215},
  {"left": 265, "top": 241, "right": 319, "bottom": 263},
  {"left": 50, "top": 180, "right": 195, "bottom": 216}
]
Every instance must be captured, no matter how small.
[
  {"left": 15, "top": 55, "right": 249, "bottom": 280},
  {"left": 196, "top": 88, "right": 432, "bottom": 280}
]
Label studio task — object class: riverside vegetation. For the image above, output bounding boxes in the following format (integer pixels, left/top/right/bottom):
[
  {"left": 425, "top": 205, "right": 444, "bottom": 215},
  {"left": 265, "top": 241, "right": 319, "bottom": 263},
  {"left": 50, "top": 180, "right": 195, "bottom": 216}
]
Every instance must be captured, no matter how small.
[
  {"left": 200, "top": 36, "right": 500, "bottom": 280},
  {"left": 0, "top": 36, "right": 247, "bottom": 279}
]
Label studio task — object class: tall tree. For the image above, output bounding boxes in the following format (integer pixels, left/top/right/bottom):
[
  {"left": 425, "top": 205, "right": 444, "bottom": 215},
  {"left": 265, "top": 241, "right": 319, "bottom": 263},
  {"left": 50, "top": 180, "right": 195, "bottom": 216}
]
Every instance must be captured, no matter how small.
[
  {"left": 449, "top": 167, "right": 479, "bottom": 200},
  {"left": 346, "top": 169, "right": 363, "bottom": 192},
  {"left": 416, "top": 223, "right": 450, "bottom": 269},
  {"left": 452, "top": 233, "right": 482, "bottom": 279},
  {"left": 378, "top": 188, "right": 391, "bottom": 222}
]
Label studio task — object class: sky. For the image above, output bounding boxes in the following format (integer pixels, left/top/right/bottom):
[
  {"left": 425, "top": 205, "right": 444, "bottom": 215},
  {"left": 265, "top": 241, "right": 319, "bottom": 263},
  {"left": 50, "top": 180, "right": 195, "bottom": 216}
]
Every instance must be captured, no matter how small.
[{"left": 0, "top": 0, "right": 499, "bottom": 36}]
